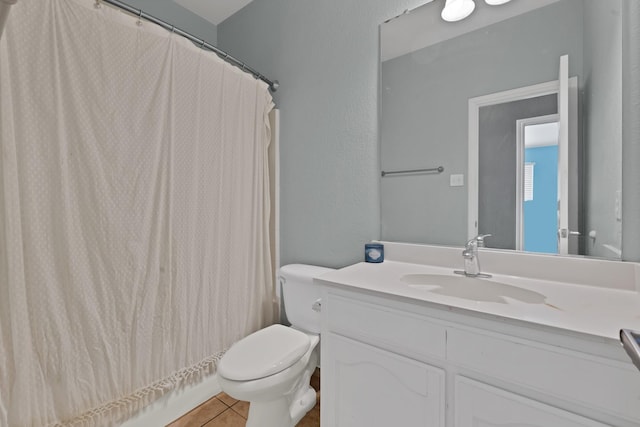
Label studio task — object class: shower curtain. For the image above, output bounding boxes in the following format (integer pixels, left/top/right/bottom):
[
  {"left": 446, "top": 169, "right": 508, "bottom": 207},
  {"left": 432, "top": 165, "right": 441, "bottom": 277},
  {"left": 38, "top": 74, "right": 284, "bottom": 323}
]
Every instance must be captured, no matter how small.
[{"left": 0, "top": 0, "right": 276, "bottom": 426}]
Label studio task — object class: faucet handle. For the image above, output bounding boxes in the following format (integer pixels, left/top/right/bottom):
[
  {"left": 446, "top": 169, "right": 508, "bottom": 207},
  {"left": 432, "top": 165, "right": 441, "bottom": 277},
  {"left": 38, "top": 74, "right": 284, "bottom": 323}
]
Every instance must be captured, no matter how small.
[
  {"left": 464, "top": 234, "right": 492, "bottom": 250},
  {"left": 476, "top": 234, "right": 492, "bottom": 247}
]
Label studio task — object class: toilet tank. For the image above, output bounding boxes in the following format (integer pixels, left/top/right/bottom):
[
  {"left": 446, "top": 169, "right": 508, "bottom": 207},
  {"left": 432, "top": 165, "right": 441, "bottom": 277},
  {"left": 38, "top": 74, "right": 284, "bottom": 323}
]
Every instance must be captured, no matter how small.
[{"left": 280, "top": 264, "right": 335, "bottom": 334}]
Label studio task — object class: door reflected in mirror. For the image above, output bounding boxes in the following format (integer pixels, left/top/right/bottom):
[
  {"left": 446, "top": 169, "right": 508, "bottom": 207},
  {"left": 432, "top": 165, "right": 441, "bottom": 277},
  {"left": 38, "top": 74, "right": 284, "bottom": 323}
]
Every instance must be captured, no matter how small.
[
  {"left": 521, "top": 119, "right": 560, "bottom": 254},
  {"left": 380, "top": 0, "right": 623, "bottom": 259}
]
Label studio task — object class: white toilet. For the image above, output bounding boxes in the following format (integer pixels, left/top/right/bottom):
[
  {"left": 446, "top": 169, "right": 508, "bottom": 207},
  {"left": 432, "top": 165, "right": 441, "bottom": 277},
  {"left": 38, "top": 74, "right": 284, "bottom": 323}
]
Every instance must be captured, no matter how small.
[{"left": 217, "top": 264, "right": 334, "bottom": 427}]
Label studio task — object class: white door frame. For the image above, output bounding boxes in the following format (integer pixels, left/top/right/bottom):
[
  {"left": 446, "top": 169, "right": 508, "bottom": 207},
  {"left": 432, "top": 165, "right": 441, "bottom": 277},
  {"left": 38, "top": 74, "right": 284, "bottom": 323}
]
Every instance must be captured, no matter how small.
[
  {"left": 467, "top": 77, "right": 578, "bottom": 245},
  {"left": 515, "top": 114, "right": 559, "bottom": 251}
]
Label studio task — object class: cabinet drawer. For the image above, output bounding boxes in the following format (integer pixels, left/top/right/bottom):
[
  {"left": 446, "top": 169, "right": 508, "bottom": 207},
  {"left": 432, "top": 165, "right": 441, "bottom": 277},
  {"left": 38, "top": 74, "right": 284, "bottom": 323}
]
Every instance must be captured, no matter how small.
[
  {"left": 325, "top": 294, "right": 446, "bottom": 361},
  {"left": 448, "top": 328, "right": 640, "bottom": 423}
]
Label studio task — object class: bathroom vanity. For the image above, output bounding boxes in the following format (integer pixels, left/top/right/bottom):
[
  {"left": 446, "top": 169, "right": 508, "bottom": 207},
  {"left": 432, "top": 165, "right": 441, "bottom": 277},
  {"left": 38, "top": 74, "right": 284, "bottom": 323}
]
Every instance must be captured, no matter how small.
[{"left": 318, "top": 243, "right": 640, "bottom": 427}]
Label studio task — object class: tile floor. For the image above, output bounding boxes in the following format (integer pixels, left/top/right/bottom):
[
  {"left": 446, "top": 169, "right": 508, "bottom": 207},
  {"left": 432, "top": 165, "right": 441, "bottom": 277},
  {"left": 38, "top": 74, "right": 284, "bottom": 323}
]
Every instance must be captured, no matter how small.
[{"left": 166, "top": 370, "right": 320, "bottom": 427}]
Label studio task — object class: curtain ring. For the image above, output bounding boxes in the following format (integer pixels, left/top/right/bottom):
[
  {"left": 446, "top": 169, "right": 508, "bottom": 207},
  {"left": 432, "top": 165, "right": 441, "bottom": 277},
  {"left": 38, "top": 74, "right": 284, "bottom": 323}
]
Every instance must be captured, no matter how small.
[
  {"left": 136, "top": 9, "right": 143, "bottom": 26},
  {"left": 200, "top": 39, "right": 206, "bottom": 49},
  {"left": 94, "top": 0, "right": 102, "bottom": 9}
]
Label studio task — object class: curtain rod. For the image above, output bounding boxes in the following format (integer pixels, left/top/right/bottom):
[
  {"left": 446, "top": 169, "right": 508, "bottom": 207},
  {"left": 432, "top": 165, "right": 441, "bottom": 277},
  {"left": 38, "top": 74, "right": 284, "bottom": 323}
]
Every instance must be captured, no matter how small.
[{"left": 99, "top": 0, "right": 279, "bottom": 92}]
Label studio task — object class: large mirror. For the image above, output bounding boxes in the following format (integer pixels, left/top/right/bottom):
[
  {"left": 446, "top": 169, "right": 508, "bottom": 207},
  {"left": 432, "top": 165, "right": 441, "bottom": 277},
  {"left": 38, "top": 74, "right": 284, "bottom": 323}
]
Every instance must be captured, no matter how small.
[{"left": 380, "top": 0, "right": 625, "bottom": 259}]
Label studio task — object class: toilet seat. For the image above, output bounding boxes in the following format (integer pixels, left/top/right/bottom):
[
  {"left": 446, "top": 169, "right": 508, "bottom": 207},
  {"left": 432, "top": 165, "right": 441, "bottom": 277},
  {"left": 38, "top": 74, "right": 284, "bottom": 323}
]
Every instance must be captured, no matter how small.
[{"left": 218, "top": 324, "right": 311, "bottom": 381}]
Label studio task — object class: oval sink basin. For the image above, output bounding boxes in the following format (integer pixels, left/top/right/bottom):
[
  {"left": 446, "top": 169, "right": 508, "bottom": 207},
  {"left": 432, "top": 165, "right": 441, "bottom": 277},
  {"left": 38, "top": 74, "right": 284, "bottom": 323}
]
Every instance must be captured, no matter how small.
[{"left": 400, "top": 273, "right": 546, "bottom": 304}]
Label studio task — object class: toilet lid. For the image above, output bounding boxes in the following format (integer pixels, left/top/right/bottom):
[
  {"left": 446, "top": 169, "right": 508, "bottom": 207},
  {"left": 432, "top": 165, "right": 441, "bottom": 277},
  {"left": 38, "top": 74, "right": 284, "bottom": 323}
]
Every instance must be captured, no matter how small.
[{"left": 218, "top": 324, "right": 311, "bottom": 381}]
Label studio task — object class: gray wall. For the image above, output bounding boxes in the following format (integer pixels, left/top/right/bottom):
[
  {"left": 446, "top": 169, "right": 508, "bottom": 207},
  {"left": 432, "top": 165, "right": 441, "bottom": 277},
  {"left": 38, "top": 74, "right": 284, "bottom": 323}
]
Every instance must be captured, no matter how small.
[
  {"left": 218, "top": 0, "right": 428, "bottom": 268},
  {"left": 478, "top": 95, "right": 558, "bottom": 250},
  {"left": 621, "top": 0, "right": 640, "bottom": 262},
  {"left": 583, "top": 0, "right": 623, "bottom": 258},
  {"left": 380, "top": 0, "right": 584, "bottom": 246},
  {"left": 125, "top": 0, "right": 217, "bottom": 45}
]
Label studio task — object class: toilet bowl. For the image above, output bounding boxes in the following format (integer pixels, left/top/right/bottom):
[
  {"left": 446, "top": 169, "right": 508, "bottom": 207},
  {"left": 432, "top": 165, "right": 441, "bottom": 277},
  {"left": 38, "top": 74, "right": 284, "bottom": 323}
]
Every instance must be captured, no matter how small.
[{"left": 217, "top": 264, "right": 334, "bottom": 427}]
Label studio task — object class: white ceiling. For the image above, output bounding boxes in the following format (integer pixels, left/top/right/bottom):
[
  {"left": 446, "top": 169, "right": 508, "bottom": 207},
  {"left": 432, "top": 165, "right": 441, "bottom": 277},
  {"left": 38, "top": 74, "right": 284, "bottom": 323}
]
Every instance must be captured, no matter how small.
[
  {"left": 525, "top": 122, "right": 559, "bottom": 148},
  {"left": 173, "top": 0, "right": 255, "bottom": 25},
  {"left": 381, "top": 0, "right": 563, "bottom": 62}
]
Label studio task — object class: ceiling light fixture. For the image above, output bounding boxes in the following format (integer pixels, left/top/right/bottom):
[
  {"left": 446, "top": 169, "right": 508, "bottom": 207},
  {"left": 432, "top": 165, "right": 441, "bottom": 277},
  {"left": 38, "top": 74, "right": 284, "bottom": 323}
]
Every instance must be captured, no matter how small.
[
  {"left": 441, "top": 0, "right": 513, "bottom": 23},
  {"left": 441, "top": 0, "right": 476, "bottom": 22}
]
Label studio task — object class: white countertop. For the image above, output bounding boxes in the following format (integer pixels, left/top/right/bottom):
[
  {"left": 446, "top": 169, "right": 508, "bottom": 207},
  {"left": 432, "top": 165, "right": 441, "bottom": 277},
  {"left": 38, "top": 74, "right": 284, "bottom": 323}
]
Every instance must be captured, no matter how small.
[{"left": 317, "top": 261, "right": 640, "bottom": 341}]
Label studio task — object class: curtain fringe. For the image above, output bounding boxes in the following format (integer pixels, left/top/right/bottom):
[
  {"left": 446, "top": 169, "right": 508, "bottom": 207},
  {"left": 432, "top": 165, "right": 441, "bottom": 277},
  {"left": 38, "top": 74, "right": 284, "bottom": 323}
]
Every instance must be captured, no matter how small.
[{"left": 51, "top": 351, "right": 226, "bottom": 427}]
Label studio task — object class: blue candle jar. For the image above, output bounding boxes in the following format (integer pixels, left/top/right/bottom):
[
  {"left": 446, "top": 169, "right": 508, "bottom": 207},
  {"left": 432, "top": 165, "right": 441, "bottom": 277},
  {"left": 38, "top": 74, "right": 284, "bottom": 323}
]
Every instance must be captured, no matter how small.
[{"left": 365, "top": 243, "right": 384, "bottom": 263}]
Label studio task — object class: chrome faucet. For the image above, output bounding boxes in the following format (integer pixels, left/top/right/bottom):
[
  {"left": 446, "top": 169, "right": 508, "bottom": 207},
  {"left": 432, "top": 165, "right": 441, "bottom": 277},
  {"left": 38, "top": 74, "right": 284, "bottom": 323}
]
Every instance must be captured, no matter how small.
[{"left": 455, "top": 234, "right": 492, "bottom": 278}]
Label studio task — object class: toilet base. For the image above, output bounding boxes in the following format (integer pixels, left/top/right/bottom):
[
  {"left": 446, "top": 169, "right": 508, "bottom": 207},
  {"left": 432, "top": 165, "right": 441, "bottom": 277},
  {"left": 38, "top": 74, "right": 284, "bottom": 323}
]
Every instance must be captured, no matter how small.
[
  {"left": 246, "top": 386, "right": 317, "bottom": 427},
  {"left": 290, "top": 386, "right": 317, "bottom": 425}
]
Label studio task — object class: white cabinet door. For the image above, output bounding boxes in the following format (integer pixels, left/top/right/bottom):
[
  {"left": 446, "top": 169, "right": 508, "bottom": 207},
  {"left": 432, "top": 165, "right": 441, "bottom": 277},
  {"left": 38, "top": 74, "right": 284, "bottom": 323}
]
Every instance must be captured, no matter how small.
[
  {"left": 322, "top": 333, "right": 445, "bottom": 427},
  {"left": 455, "top": 377, "right": 610, "bottom": 427}
]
